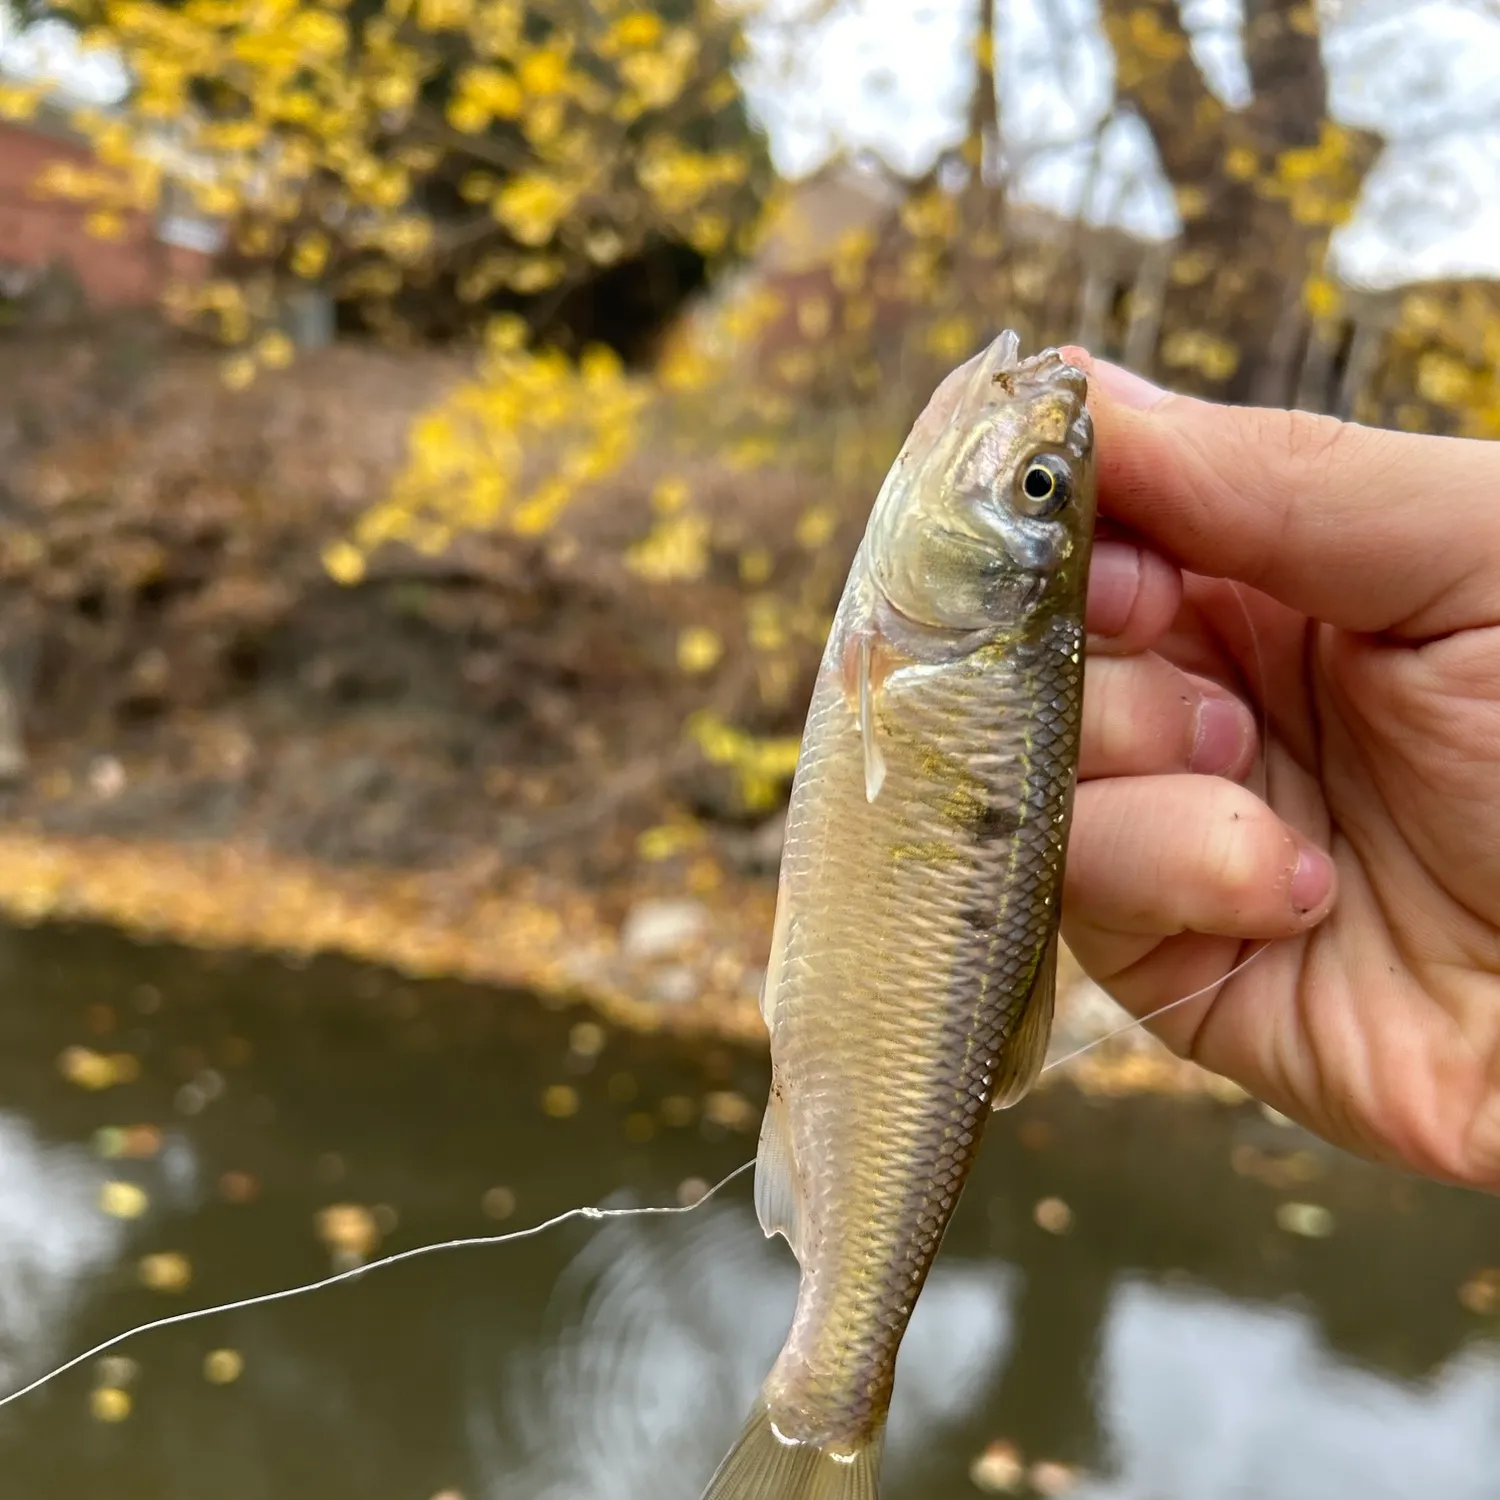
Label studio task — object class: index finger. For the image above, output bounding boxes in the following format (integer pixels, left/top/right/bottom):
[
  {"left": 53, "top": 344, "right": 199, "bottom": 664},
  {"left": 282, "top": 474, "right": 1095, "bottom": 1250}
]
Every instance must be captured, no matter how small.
[{"left": 1063, "top": 350, "right": 1500, "bottom": 639}]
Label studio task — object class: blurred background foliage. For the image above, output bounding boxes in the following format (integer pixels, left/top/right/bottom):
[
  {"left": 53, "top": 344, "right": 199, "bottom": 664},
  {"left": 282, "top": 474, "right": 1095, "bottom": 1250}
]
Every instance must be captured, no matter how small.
[{"left": 0, "top": 0, "right": 1498, "bottom": 1011}]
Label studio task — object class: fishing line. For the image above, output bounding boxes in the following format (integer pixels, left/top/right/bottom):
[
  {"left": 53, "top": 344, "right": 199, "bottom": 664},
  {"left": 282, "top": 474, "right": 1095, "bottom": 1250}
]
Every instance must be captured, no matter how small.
[
  {"left": 0, "top": 1158, "right": 755, "bottom": 1412},
  {"left": 1, "top": 570, "right": 1291, "bottom": 1412},
  {"left": 1040, "top": 575, "right": 1279, "bottom": 1071},
  {"left": 1037, "top": 948, "right": 1267, "bottom": 1075}
]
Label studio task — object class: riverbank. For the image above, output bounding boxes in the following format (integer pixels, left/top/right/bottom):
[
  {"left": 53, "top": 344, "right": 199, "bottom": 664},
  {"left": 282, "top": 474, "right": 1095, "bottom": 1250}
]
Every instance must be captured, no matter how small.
[
  {"left": 0, "top": 324, "right": 1236, "bottom": 1098},
  {"left": 0, "top": 823, "right": 1241, "bottom": 1099}
]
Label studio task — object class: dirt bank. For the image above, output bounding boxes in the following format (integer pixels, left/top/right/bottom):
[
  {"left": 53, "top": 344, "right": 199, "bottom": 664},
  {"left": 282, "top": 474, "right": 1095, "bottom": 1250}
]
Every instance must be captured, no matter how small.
[{"left": 0, "top": 324, "right": 1233, "bottom": 1097}]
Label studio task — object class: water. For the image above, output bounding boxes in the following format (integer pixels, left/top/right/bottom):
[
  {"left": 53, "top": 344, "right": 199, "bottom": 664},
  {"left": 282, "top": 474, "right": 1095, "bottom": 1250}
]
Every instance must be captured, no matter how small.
[{"left": 0, "top": 922, "right": 1496, "bottom": 1500}]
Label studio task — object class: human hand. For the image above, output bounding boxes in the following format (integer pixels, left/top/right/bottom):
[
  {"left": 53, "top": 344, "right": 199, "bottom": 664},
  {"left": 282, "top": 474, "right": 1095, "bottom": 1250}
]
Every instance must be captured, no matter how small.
[{"left": 1063, "top": 351, "right": 1500, "bottom": 1193}]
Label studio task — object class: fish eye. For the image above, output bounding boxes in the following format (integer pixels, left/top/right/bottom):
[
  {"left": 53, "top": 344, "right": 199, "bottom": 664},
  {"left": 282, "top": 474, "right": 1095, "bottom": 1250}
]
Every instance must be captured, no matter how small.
[{"left": 1016, "top": 453, "right": 1072, "bottom": 517}]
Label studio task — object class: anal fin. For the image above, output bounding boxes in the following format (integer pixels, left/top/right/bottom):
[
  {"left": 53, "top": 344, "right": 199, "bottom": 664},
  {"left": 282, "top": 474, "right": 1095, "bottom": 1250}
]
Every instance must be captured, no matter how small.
[
  {"left": 754, "top": 1086, "right": 805, "bottom": 1261},
  {"left": 991, "top": 925, "right": 1060, "bottom": 1110}
]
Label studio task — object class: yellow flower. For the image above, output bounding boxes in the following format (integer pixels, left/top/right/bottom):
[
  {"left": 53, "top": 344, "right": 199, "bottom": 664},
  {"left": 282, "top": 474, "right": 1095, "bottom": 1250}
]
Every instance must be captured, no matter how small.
[
  {"left": 322, "top": 541, "right": 367, "bottom": 585},
  {"left": 484, "top": 313, "right": 529, "bottom": 353},
  {"left": 519, "top": 46, "right": 571, "bottom": 97},
  {"left": 415, "top": 0, "right": 469, "bottom": 29},
  {"left": 84, "top": 210, "right": 126, "bottom": 241},
  {"left": 605, "top": 11, "right": 663, "bottom": 51},
  {"left": 491, "top": 173, "right": 576, "bottom": 246},
  {"left": 290, "top": 233, "right": 328, "bottom": 277},
  {"left": 794, "top": 507, "right": 836, "bottom": 550},
  {"left": 256, "top": 331, "right": 295, "bottom": 368},
  {"left": 221, "top": 354, "right": 257, "bottom": 390},
  {"left": 677, "top": 627, "right": 723, "bottom": 674},
  {"left": 1302, "top": 277, "right": 1341, "bottom": 320},
  {"left": 925, "top": 314, "right": 974, "bottom": 363}
]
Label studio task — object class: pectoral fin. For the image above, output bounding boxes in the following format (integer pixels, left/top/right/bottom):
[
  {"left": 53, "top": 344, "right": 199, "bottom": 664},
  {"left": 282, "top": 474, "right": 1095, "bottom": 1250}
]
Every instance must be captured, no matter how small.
[
  {"left": 857, "top": 635, "right": 887, "bottom": 803},
  {"left": 990, "top": 925, "right": 1060, "bottom": 1110},
  {"left": 842, "top": 620, "right": 894, "bottom": 806},
  {"left": 753, "top": 1086, "right": 806, "bottom": 1262}
]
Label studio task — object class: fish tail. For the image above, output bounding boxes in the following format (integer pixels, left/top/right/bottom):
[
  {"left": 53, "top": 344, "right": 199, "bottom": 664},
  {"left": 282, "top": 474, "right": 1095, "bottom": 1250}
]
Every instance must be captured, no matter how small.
[{"left": 699, "top": 1399, "right": 884, "bottom": 1500}]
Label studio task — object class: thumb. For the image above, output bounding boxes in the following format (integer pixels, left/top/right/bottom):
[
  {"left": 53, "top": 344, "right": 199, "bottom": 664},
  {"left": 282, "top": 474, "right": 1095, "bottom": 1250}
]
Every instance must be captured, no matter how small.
[{"left": 1064, "top": 351, "right": 1500, "bottom": 638}]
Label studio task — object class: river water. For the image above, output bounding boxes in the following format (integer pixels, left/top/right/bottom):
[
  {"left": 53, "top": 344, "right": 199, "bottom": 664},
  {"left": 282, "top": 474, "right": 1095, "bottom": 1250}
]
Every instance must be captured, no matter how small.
[{"left": 0, "top": 921, "right": 1495, "bottom": 1500}]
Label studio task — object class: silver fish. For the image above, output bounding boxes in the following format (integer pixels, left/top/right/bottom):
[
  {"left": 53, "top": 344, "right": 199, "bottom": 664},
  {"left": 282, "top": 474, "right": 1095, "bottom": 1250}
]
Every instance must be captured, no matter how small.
[{"left": 700, "top": 331, "right": 1096, "bottom": 1500}]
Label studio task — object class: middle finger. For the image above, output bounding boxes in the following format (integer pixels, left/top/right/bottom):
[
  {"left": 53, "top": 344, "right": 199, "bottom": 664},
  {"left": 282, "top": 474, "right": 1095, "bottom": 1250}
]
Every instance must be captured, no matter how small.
[{"left": 1081, "top": 653, "right": 1259, "bottom": 781}]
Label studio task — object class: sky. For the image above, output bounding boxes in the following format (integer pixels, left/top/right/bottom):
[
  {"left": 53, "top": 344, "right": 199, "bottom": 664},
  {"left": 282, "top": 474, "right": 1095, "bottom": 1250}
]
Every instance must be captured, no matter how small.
[
  {"left": 3, "top": 0, "right": 1500, "bottom": 289},
  {"left": 737, "top": 0, "right": 1500, "bottom": 289}
]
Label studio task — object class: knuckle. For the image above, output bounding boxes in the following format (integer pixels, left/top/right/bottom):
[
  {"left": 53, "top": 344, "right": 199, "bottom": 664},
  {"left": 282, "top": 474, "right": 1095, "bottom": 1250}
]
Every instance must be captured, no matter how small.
[
  {"left": 1459, "top": 1097, "right": 1500, "bottom": 1192},
  {"left": 1083, "top": 655, "right": 1193, "bottom": 774},
  {"left": 1204, "top": 800, "right": 1277, "bottom": 911},
  {"left": 1082, "top": 661, "right": 1129, "bottom": 760},
  {"left": 1249, "top": 406, "right": 1351, "bottom": 472}
]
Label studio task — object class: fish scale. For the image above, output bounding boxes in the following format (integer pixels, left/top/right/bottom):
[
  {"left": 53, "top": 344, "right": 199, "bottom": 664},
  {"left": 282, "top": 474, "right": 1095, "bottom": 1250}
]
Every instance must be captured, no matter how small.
[{"left": 700, "top": 335, "right": 1095, "bottom": 1500}]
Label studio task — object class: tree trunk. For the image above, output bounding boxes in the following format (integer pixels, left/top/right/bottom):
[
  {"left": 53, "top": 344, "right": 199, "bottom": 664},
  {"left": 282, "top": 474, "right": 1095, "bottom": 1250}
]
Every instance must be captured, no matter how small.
[{"left": 1100, "top": 0, "right": 1382, "bottom": 405}]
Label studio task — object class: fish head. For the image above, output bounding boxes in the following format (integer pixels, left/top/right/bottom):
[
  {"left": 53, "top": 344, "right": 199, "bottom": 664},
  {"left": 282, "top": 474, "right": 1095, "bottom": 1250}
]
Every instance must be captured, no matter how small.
[{"left": 865, "top": 331, "right": 1096, "bottom": 633}]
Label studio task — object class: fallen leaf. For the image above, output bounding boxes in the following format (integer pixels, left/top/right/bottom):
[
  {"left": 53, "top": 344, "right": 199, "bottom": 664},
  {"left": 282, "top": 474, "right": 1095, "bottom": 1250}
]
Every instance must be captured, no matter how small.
[
  {"left": 60, "top": 1047, "right": 140, "bottom": 1091},
  {"left": 968, "top": 1439, "right": 1023, "bottom": 1493},
  {"left": 1033, "top": 1197, "right": 1072, "bottom": 1235},
  {"left": 315, "top": 1203, "right": 380, "bottom": 1262},
  {"left": 660, "top": 1094, "right": 695, "bottom": 1126},
  {"left": 1275, "top": 1201, "right": 1334, "bottom": 1238},
  {"left": 542, "top": 1083, "right": 579, "bottom": 1118},
  {"left": 1029, "top": 1460, "right": 1080, "bottom": 1496},
  {"left": 219, "top": 1170, "right": 260, "bottom": 1203},
  {"left": 100, "top": 1181, "right": 149, "bottom": 1220},
  {"left": 1459, "top": 1269, "right": 1500, "bottom": 1315},
  {"left": 91, "top": 1387, "right": 131, "bottom": 1422},
  {"left": 569, "top": 1021, "right": 606, "bottom": 1058},
  {"left": 481, "top": 1186, "right": 516, "bottom": 1220},
  {"left": 702, "top": 1090, "right": 755, "bottom": 1130},
  {"left": 204, "top": 1349, "right": 244, "bottom": 1384},
  {"left": 138, "top": 1252, "right": 192, "bottom": 1292}
]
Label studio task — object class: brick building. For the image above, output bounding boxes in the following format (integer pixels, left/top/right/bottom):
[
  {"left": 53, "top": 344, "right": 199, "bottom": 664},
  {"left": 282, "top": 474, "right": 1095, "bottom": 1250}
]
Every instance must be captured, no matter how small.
[{"left": 0, "top": 107, "right": 217, "bottom": 310}]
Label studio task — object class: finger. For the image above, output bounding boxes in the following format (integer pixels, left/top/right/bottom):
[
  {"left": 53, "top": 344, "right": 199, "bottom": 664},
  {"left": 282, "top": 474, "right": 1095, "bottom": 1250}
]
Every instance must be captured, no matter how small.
[
  {"left": 1080, "top": 657, "right": 1258, "bottom": 781},
  {"left": 1061, "top": 350, "right": 1500, "bottom": 639},
  {"left": 1060, "top": 925, "right": 1260, "bottom": 1064},
  {"left": 1063, "top": 775, "right": 1337, "bottom": 947},
  {"left": 1084, "top": 536, "right": 1183, "bottom": 655}
]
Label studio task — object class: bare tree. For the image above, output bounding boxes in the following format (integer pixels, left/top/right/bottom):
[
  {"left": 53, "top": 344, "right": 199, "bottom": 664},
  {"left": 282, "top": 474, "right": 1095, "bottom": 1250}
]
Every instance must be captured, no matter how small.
[{"left": 1100, "top": 0, "right": 1382, "bottom": 404}]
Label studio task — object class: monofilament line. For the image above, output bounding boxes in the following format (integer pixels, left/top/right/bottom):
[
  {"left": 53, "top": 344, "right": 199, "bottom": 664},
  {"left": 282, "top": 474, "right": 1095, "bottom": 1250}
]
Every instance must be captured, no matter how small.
[
  {"left": 1041, "top": 577, "right": 1279, "bottom": 1075},
  {"left": 1038, "top": 941, "right": 1268, "bottom": 1075},
  {"left": 0, "top": 1158, "right": 756, "bottom": 1412}
]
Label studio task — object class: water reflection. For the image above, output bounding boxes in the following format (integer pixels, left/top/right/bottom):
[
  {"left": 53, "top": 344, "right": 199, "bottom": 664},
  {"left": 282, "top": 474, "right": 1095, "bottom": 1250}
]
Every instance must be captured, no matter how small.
[
  {"left": 0, "top": 1116, "right": 123, "bottom": 1395},
  {"left": 495, "top": 1208, "right": 785, "bottom": 1500},
  {"left": 1090, "top": 1283, "right": 1500, "bottom": 1500},
  {"left": 498, "top": 1206, "right": 1017, "bottom": 1500},
  {"left": 0, "top": 921, "right": 1493, "bottom": 1500}
]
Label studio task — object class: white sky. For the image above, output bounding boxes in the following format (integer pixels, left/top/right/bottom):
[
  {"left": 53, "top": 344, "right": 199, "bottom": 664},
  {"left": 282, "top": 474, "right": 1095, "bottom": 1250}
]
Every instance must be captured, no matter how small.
[
  {"left": 738, "top": 0, "right": 1500, "bottom": 290},
  {"left": 4, "top": 1, "right": 1500, "bottom": 289}
]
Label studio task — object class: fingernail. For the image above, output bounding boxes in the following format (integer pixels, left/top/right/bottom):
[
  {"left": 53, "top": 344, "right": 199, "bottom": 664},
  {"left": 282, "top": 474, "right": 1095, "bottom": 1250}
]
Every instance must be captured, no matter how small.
[
  {"left": 1091, "top": 360, "right": 1169, "bottom": 410},
  {"left": 1190, "top": 685, "right": 1253, "bottom": 776},
  {"left": 1290, "top": 844, "right": 1334, "bottom": 915},
  {"left": 1086, "top": 540, "right": 1141, "bottom": 637}
]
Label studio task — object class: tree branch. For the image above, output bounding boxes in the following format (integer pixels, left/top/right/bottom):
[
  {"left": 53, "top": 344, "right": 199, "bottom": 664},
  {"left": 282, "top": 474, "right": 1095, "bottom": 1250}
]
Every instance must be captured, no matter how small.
[
  {"left": 1098, "top": 0, "right": 1225, "bottom": 187},
  {"left": 1242, "top": 0, "right": 1332, "bottom": 148}
]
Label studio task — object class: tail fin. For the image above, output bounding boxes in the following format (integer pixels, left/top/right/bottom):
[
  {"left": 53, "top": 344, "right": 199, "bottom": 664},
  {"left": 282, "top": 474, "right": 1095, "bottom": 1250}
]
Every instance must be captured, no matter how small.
[{"left": 699, "top": 1400, "right": 884, "bottom": 1500}]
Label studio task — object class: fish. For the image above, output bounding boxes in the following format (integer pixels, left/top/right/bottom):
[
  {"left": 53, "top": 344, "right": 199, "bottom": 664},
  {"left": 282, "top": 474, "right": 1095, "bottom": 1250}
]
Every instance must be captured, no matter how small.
[{"left": 698, "top": 331, "right": 1096, "bottom": 1500}]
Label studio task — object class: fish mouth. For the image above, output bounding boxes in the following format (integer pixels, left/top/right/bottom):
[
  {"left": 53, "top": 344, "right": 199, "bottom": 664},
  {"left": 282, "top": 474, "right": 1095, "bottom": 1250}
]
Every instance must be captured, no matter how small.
[{"left": 962, "top": 332, "right": 1093, "bottom": 461}]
